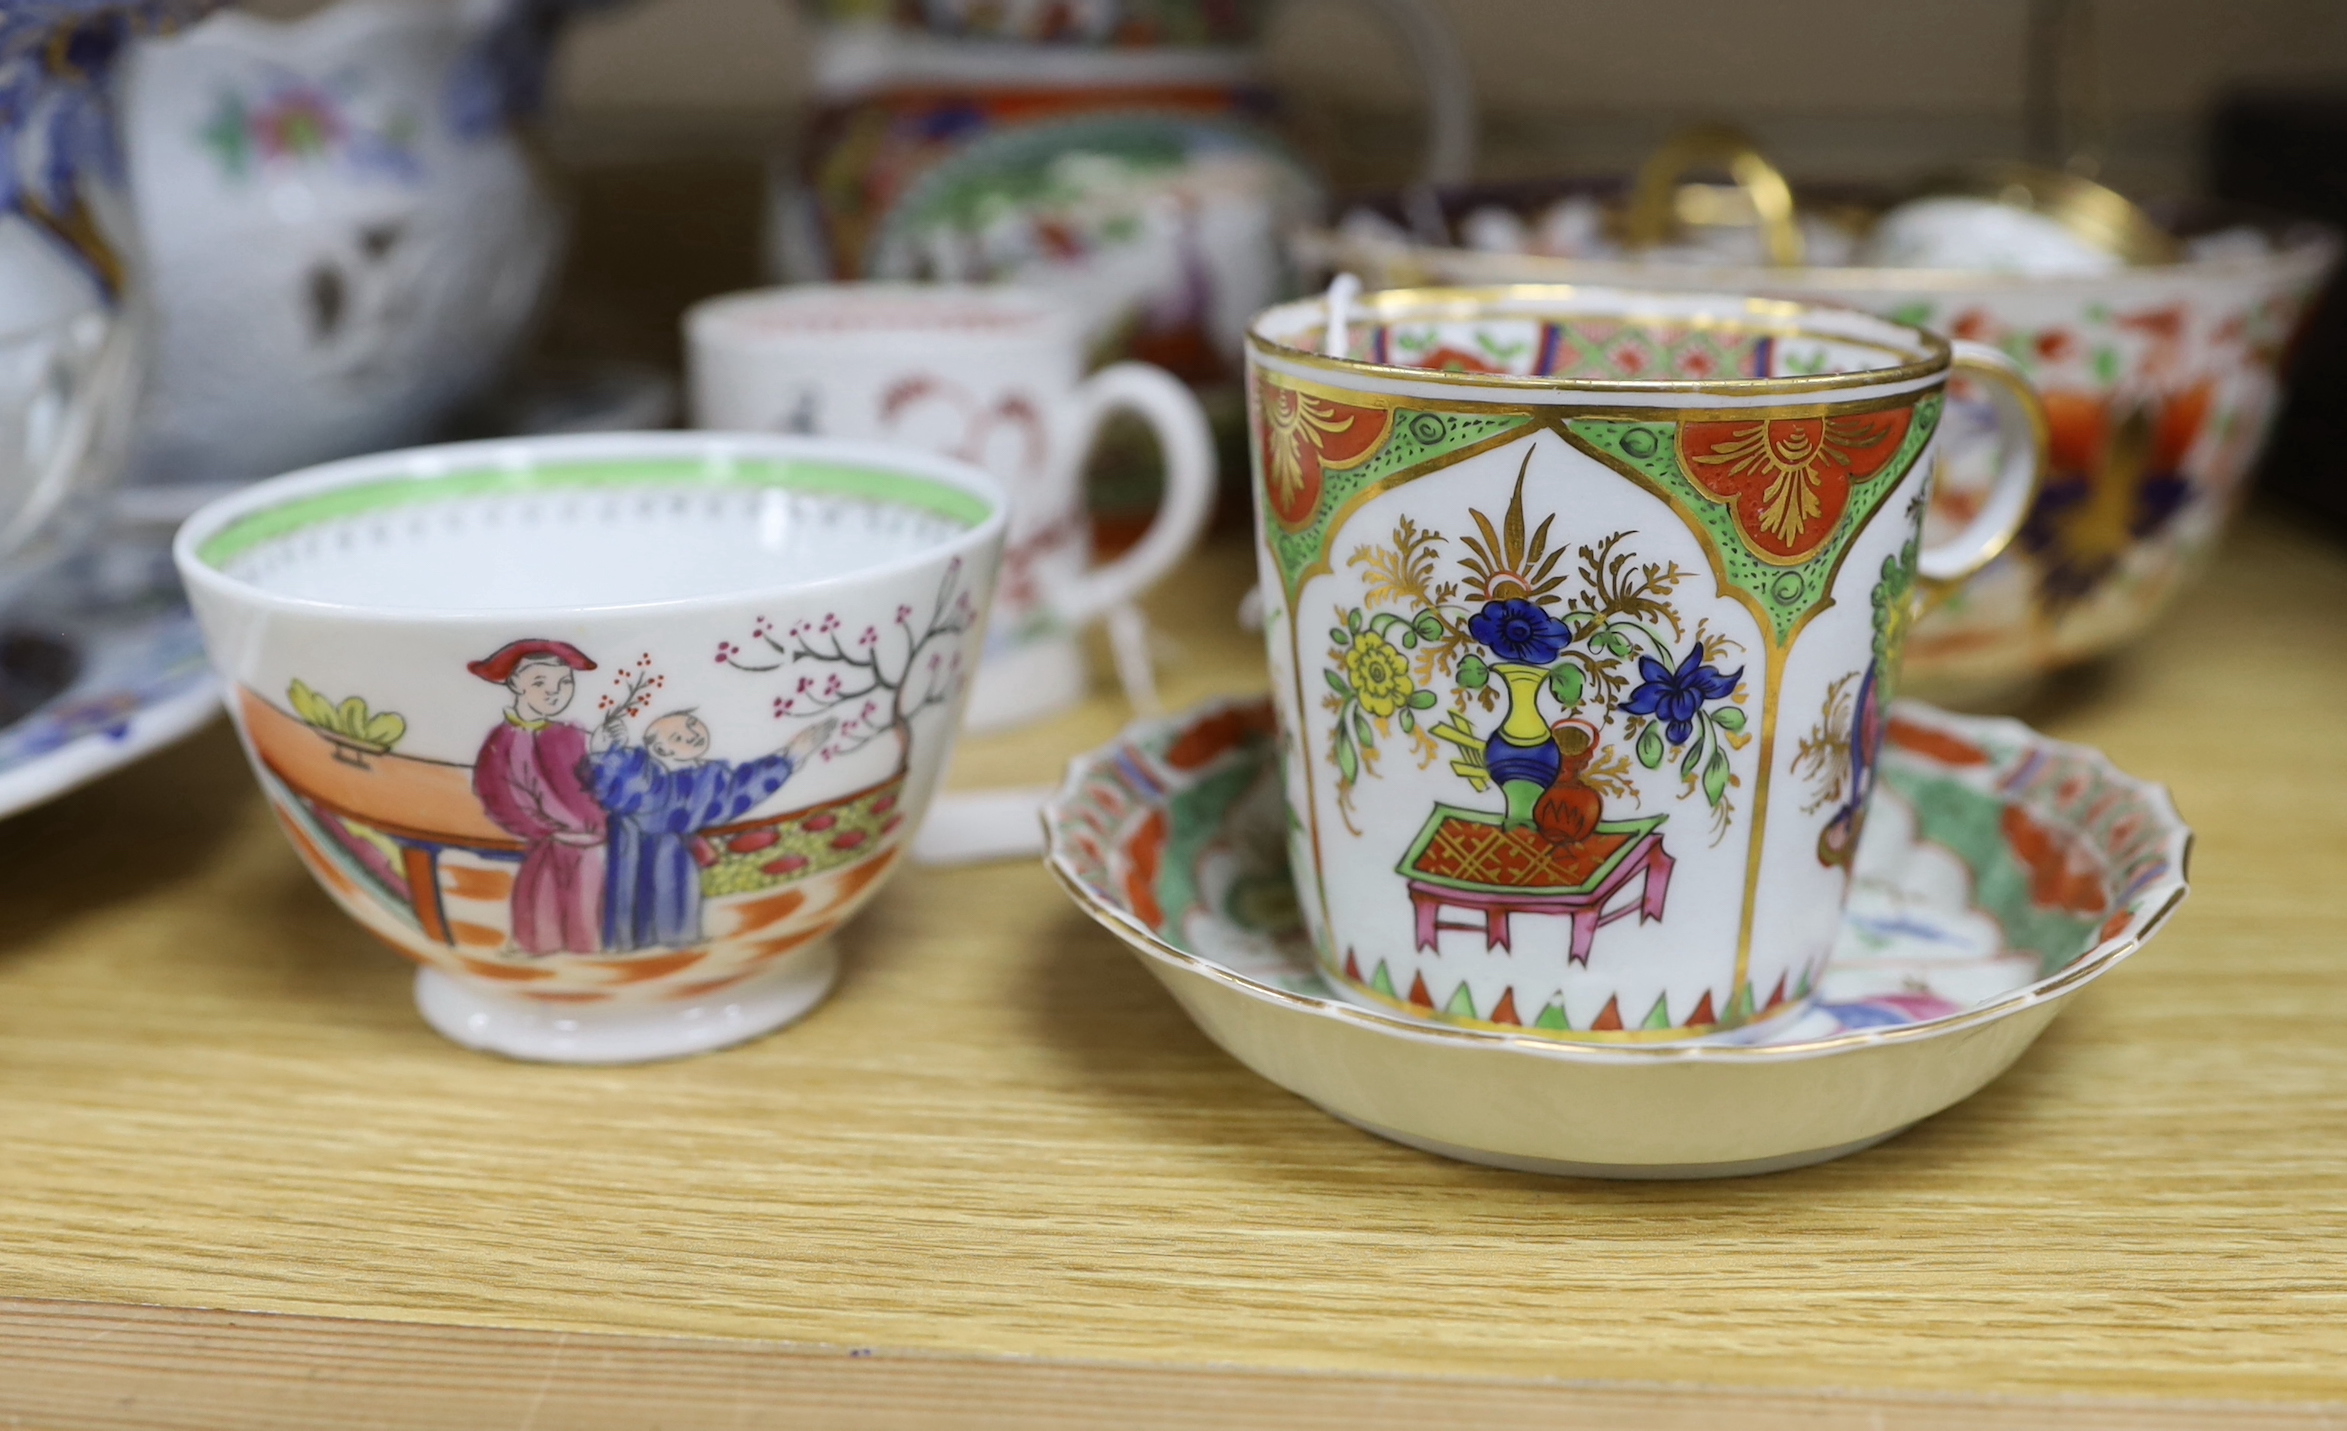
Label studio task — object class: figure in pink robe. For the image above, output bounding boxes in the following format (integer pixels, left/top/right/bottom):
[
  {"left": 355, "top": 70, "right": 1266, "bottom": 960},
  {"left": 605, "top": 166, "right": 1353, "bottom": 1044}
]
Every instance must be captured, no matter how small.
[{"left": 468, "top": 639, "right": 607, "bottom": 954}]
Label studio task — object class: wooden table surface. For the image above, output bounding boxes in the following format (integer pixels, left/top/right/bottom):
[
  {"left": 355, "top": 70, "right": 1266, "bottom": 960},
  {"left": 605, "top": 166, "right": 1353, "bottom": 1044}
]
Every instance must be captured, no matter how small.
[{"left": 2, "top": 510, "right": 2343, "bottom": 1430}]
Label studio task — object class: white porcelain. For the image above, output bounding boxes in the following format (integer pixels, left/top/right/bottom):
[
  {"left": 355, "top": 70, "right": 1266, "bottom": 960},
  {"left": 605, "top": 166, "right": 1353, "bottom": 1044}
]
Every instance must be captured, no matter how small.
[
  {"left": 0, "top": 6, "right": 192, "bottom": 613},
  {"left": 413, "top": 940, "right": 840, "bottom": 1063},
  {"left": 175, "top": 432, "right": 1007, "bottom": 1063},
  {"left": 1857, "top": 196, "right": 2124, "bottom": 276},
  {"left": 905, "top": 783, "right": 1055, "bottom": 864},
  {"left": 1245, "top": 285, "right": 2048, "bottom": 1044},
  {"left": 120, "top": 0, "right": 563, "bottom": 489},
  {"left": 689, "top": 283, "right": 1214, "bottom": 731},
  {"left": 1044, "top": 696, "right": 2191, "bottom": 1178}
]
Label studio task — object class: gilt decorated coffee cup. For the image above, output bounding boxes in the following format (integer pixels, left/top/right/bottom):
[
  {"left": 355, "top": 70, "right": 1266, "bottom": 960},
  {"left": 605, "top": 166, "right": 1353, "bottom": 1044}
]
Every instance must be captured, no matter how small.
[
  {"left": 1246, "top": 285, "right": 2046, "bottom": 1042},
  {"left": 176, "top": 432, "right": 1005, "bottom": 1063}
]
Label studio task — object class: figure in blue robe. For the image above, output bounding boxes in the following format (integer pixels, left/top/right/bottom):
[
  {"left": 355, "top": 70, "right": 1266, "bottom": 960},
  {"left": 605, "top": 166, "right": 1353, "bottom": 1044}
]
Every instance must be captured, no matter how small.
[{"left": 588, "top": 711, "right": 831, "bottom": 951}]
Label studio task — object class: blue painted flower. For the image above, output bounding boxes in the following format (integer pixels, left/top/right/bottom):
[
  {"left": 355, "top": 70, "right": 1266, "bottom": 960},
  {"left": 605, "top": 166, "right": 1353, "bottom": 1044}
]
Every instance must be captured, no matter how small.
[
  {"left": 1622, "top": 646, "right": 1742, "bottom": 744},
  {"left": 1466, "top": 598, "right": 1571, "bottom": 666}
]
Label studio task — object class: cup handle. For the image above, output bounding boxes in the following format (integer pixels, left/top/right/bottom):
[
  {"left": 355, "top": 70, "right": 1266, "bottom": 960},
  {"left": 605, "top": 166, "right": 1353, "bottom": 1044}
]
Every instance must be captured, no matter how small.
[
  {"left": 1914, "top": 339, "right": 2051, "bottom": 593},
  {"left": 0, "top": 313, "right": 133, "bottom": 560},
  {"left": 1046, "top": 361, "right": 1217, "bottom": 628},
  {"left": 1623, "top": 124, "right": 1804, "bottom": 267}
]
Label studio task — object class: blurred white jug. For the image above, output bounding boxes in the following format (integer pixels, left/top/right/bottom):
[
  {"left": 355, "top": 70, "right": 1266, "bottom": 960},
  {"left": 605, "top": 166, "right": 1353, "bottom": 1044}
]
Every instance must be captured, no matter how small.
[{"left": 118, "top": 0, "right": 570, "bottom": 496}]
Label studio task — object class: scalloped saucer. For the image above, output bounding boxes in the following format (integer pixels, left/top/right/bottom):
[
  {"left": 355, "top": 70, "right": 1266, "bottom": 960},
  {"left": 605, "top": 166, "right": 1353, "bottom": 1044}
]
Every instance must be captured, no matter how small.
[{"left": 1045, "top": 696, "right": 2190, "bottom": 1179}]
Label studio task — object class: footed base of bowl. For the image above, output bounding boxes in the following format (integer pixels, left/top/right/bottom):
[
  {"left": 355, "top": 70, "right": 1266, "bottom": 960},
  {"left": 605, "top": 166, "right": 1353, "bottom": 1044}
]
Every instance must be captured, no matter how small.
[
  {"left": 413, "top": 941, "right": 839, "bottom": 1065},
  {"left": 1332, "top": 1111, "right": 1909, "bottom": 1180}
]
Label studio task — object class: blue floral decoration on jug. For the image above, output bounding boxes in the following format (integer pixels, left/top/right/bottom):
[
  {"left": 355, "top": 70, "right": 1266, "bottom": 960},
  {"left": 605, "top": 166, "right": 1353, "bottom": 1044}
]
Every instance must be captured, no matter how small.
[{"left": 0, "top": 0, "right": 222, "bottom": 295}]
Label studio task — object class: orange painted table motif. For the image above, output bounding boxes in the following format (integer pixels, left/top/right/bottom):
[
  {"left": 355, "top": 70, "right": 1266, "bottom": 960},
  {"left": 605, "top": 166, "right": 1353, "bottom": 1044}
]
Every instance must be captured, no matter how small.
[{"left": 1400, "top": 806, "right": 1673, "bottom": 964}]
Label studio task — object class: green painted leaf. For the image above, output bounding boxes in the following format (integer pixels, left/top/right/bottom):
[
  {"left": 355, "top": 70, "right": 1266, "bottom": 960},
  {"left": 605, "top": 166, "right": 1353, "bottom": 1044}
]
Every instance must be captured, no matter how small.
[
  {"left": 362, "top": 712, "right": 407, "bottom": 747},
  {"left": 1353, "top": 710, "right": 1375, "bottom": 747},
  {"left": 1329, "top": 627, "right": 1351, "bottom": 647},
  {"left": 1335, "top": 734, "right": 1359, "bottom": 784},
  {"left": 1547, "top": 664, "right": 1583, "bottom": 707},
  {"left": 1712, "top": 706, "right": 1747, "bottom": 732},
  {"left": 1347, "top": 607, "right": 1364, "bottom": 632},
  {"left": 1407, "top": 688, "right": 1438, "bottom": 709},
  {"left": 1680, "top": 732, "right": 1704, "bottom": 777},
  {"left": 1457, "top": 656, "right": 1489, "bottom": 690},
  {"left": 1413, "top": 612, "right": 1445, "bottom": 642},
  {"left": 1399, "top": 711, "right": 1415, "bottom": 733},
  {"left": 1636, "top": 722, "right": 1664, "bottom": 768},
  {"left": 1703, "top": 747, "right": 1730, "bottom": 806},
  {"left": 337, "top": 696, "right": 368, "bottom": 736},
  {"left": 287, "top": 680, "right": 334, "bottom": 728},
  {"left": 1324, "top": 669, "right": 1352, "bottom": 697}
]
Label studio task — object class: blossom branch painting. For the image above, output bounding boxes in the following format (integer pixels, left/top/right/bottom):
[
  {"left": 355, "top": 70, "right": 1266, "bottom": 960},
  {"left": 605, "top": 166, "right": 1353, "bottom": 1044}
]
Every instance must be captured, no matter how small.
[{"left": 717, "top": 558, "right": 978, "bottom": 768}]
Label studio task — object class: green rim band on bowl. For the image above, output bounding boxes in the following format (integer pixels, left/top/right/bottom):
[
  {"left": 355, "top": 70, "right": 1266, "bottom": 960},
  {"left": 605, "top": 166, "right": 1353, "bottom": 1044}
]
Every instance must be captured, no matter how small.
[{"left": 196, "top": 457, "right": 994, "bottom": 570}]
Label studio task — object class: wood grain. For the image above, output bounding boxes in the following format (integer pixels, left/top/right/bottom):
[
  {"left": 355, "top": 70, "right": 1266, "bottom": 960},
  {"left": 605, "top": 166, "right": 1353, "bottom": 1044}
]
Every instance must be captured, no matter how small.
[
  {"left": 0, "top": 512, "right": 2341, "bottom": 1422},
  {"left": 3, "top": 1299, "right": 2339, "bottom": 1431}
]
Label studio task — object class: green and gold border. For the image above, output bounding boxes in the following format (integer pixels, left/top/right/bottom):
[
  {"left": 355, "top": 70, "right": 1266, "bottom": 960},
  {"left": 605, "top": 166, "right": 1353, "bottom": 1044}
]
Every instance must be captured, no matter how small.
[{"left": 1248, "top": 283, "right": 1951, "bottom": 398}]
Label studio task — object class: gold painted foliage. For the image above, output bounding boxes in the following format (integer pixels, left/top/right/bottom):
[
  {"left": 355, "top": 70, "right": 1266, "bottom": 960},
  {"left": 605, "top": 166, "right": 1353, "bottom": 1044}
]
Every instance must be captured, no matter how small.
[
  {"left": 1347, "top": 516, "right": 1450, "bottom": 612},
  {"left": 1557, "top": 531, "right": 1692, "bottom": 709},
  {"left": 1458, "top": 456, "right": 1567, "bottom": 606},
  {"left": 1572, "top": 531, "right": 1687, "bottom": 641},
  {"left": 1792, "top": 670, "right": 1860, "bottom": 815}
]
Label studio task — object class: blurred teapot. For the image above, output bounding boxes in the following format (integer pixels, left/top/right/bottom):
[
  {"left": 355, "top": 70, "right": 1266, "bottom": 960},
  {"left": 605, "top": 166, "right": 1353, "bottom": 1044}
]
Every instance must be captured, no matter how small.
[{"left": 773, "top": 0, "right": 1475, "bottom": 427}]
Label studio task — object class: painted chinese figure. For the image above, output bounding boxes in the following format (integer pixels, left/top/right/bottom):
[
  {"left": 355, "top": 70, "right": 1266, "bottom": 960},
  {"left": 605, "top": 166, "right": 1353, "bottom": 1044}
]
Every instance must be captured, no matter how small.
[
  {"left": 467, "top": 639, "right": 607, "bottom": 955},
  {"left": 589, "top": 711, "right": 835, "bottom": 951}
]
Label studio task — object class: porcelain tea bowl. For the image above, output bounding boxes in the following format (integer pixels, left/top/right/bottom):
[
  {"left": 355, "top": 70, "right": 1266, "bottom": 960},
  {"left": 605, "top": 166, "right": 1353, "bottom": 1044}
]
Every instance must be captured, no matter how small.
[
  {"left": 1044, "top": 696, "right": 2191, "bottom": 1178},
  {"left": 175, "top": 431, "right": 1006, "bottom": 1063}
]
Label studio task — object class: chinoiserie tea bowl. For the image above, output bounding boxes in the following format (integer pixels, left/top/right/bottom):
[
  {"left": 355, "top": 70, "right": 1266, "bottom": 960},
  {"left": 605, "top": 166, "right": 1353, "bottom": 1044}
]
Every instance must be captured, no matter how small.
[
  {"left": 174, "top": 432, "right": 1006, "bottom": 1063},
  {"left": 1044, "top": 695, "right": 2191, "bottom": 1178}
]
